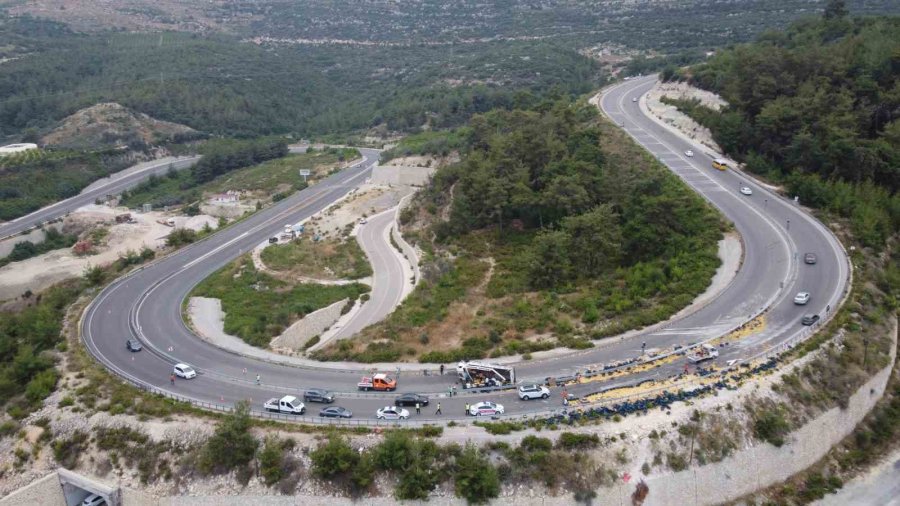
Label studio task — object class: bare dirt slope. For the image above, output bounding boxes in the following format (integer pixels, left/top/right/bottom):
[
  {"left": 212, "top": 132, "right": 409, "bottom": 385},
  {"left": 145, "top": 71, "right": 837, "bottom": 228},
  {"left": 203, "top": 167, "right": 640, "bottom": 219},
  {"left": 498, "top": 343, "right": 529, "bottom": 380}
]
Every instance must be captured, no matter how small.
[{"left": 40, "top": 102, "right": 197, "bottom": 150}]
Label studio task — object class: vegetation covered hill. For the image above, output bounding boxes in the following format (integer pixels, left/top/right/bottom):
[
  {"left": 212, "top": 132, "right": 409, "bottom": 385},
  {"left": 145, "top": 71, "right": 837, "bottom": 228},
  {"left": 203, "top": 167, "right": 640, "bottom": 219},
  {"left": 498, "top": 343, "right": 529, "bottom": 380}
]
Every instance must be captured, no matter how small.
[
  {"left": 673, "top": 7, "right": 900, "bottom": 247},
  {"left": 0, "top": 17, "right": 601, "bottom": 141},
  {"left": 40, "top": 102, "right": 199, "bottom": 150},
  {"left": 314, "top": 99, "right": 724, "bottom": 363}
]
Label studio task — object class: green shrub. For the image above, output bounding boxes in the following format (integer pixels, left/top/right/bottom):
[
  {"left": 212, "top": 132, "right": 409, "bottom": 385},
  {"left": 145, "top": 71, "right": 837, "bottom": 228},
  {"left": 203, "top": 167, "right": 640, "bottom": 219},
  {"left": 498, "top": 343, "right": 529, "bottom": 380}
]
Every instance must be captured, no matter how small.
[
  {"left": 198, "top": 401, "right": 259, "bottom": 474},
  {"left": 310, "top": 435, "right": 359, "bottom": 479},
  {"left": 556, "top": 432, "right": 600, "bottom": 450},
  {"left": 453, "top": 444, "right": 500, "bottom": 504},
  {"left": 258, "top": 436, "right": 286, "bottom": 486},
  {"left": 25, "top": 368, "right": 58, "bottom": 404},
  {"left": 53, "top": 430, "right": 89, "bottom": 469},
  {"left": 753, "top": 407, "right": 791, "bottom": 447}
]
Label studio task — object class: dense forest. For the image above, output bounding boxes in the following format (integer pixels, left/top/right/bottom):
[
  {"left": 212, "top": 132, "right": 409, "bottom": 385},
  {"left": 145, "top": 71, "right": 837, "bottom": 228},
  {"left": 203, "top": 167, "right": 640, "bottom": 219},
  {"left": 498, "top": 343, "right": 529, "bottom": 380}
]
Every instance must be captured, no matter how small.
[
  {"left": 0, "top": 16, "right": 601, "bottom": 141},
  {"left": 431, "top": 103, "right": 722, "bottom": 291},
  {"left": 0, "top": 149, "right": 134, "bottom": 220},
  {"left": 316, "top": 100, "right": 724, "bottom": 362},
  {"left": 672, "top": 9, "right": 900, "bottom": 247}
]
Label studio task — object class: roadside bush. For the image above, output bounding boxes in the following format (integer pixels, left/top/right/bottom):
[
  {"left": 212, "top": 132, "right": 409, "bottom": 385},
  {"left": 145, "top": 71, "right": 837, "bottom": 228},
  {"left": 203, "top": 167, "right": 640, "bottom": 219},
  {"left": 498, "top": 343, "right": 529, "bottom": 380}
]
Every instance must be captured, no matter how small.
[
  {"left": 556, "top": 432, "right": 600, "bottom": 450},
  {"left": 258, "top": 436, "right": 286, "bottom": 486},
  {"left": 53, "top": 430, "right": 89, "bottom": 469},
  {"left": 310, "top": 434, "right": 359, "bottom": 479},
  {"left": 753, "top": 406, "right": 791, "bottom": 447},
  {"left": 453, "top": 444, "right": 500, "bottom": 504},
  {"left": 198, "top": 401, "right": 259, "bottom": 474},
  {"left": 166, "top": 228, "right": 198, "bottom": 247},
  {"left": 25, "top": 368, "right": 58, "bottom": 404}
]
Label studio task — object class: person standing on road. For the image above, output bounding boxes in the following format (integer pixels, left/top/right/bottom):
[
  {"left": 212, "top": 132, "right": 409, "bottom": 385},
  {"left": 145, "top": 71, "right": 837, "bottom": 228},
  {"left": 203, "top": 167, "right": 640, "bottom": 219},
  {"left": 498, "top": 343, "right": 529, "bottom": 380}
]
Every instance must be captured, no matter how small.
[
  {"left": 464, "top": 403, "right": 470, "bottom": 416},
  {"left": 170, "top": 374, "right": 175, "bottom": 385},
  {"left": 435, "top": 403, "right": 442, "bottom": 415},
  {"left": 256, "top": 374, "right": 261, "bottom": 385},
  {"left": 440, "top": 364, "right": 445, "bottom": 376},
  {"left": 415, "top": 402, "right": 421, "bottom": 415}
]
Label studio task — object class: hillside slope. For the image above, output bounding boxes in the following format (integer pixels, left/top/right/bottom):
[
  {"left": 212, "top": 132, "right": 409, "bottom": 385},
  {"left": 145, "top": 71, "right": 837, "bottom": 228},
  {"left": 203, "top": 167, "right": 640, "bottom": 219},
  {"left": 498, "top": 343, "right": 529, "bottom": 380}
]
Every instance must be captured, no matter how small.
[{"left": 40, "top": 102, "right": 198, "bottom": 150}]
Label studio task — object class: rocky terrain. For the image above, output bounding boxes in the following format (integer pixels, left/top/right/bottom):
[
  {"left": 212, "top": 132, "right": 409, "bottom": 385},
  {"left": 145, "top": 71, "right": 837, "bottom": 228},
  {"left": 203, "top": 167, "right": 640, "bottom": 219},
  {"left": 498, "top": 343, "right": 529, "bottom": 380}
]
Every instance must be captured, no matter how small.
[{"left": 40, "top": 103, "right": 198, "bottom": 150}]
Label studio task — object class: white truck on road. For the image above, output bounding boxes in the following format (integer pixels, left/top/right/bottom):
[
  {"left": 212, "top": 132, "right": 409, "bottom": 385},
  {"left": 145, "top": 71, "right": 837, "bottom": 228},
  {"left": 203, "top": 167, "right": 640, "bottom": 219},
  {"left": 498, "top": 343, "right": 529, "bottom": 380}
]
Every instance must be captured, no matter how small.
[
  {"left": 263, "top": 395, "right": 306, "bottom": 415},
  {"left": 687, "top": 344, "right": 719, "bottom": 364}
]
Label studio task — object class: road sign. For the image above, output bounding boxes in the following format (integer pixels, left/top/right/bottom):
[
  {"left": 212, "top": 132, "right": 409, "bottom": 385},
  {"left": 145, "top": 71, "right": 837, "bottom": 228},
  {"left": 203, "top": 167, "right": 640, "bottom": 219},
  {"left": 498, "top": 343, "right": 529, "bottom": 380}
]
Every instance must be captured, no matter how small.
[{"left": 299, "top": 169, "right": 311, "bottom": 181}]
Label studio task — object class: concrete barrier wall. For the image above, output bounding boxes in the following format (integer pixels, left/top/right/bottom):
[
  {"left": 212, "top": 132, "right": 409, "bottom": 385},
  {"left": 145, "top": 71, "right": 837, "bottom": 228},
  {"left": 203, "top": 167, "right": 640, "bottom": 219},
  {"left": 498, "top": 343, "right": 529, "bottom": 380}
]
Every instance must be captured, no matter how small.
[
  {"left": 0, "top": 473, "right": 64, "bottom": 506},
  {"left": 371, "top": 165, "right": 435, "bottom": 186},
  {"left": 270, "top": 298, "right": 348, "bottom": 350}
]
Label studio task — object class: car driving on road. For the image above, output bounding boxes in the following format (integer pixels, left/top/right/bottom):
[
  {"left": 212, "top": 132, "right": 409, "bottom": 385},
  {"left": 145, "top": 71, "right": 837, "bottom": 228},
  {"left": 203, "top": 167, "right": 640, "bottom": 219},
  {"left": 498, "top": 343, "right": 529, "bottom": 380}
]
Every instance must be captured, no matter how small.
[
  {"left": 469, "top": 401, "right": 505, "bottom": 416},
  {"left": 319, "top": 406, "right": 352, "bottom": 418},
  {"left": 794, "top": 292, "right": 811, "bottom": 305},
  {"left": 801, "top": 314, "right": 820, "bottom": 326},
  {"left": 804, "top": 252, "right": 817, "bottom": 264},
  {"left": 684, "top": 149, "right": 694, "bottom": 157},
  {"left": 303, "top": 388, "right": 335, "bottom": 403},
  {"left": 394, "top": 393, "right": 429, "bottom": 407},
  {"left": 376, "top": 406, "right": 410, "bottom": 420},
  {"left": 126, "top": 339, "right": 142, "bottom": 352},
  {"left": 740, "top": 186, "right": 753, "bottom": 195},
  {"left": 173, "top": 363, "right": 196, "bottom": 379},
  {"left": 518, "top": 384, "right": 550, "bottom": 400}
]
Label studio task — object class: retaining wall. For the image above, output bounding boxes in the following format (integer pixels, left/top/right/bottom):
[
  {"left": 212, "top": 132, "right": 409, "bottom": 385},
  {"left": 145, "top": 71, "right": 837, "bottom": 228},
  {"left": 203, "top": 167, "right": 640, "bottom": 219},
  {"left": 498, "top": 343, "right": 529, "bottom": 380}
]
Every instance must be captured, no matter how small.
[{"left": 270, "top": 298, "right": 348, "bottom": 350}]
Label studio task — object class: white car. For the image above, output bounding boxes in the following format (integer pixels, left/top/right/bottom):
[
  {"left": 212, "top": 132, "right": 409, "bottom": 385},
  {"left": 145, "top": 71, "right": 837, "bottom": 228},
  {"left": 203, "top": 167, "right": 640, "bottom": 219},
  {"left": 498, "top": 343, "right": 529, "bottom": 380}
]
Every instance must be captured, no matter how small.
[
  {"left": 632, "top": 97, "right": 638, "bottom": 103},
  {"left": 82, "top": 494, "right": 107, "bottom": 506},
  {"left": 173, "top": 363, "right": 197, "bottom": 379},
  {"left": 794, "top": 292, "right": 810, "bottom": 305},
  {"left": 518, "top": 384, "right": 550, "bottom": 400},
  {"left": 469, "top": 401, "right": 505, "bottom": 416},
  {"left": 740, "top": 186, "right": 753, "bottom": 196},
  {"left": 376, "top": 406, "right": 409, "bottom": 420},
  {"left": 684, "top": 149, "right": 694, "bottom": 157}
]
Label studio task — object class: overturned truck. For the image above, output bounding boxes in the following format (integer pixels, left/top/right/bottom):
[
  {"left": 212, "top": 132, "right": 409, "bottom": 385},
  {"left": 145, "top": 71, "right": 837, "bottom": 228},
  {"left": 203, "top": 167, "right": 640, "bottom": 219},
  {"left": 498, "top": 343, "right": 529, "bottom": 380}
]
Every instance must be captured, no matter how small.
[{"left": 456, "top": 361, "right": 515, "bottom": 390}]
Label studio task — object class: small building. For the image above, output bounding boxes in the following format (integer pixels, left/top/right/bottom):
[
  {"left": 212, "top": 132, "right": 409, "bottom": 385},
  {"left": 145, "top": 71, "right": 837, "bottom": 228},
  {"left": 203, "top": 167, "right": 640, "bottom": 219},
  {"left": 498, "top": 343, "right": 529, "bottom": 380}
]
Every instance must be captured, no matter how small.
[
  {"left": 0, "top": 143, "right": 38, "bottom": 156},
  {"left": 209, "top": 192, "right": 240, "bottom": 204}
]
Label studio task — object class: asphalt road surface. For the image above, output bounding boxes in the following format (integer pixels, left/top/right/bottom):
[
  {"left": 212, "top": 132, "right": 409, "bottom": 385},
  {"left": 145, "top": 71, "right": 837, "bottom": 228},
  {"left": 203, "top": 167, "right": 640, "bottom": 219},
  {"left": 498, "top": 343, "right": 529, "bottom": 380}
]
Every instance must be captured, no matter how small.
[
  {"left": 0, "top": 156, "right": 199, "bottom": 240},
  {"left": 329, "top": 207, "right": 407, "bottom": 341},
  {"left": 81, "top": 79, "right": 850, "bottom": 424}
]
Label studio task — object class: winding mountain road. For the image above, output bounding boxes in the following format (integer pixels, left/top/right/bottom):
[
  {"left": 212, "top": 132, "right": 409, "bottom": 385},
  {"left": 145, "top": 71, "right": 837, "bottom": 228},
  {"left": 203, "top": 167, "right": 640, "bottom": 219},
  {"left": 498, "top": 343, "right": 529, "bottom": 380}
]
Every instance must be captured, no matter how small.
[{"left": 80, "top": 78, "right": 850, "bottom": 424}]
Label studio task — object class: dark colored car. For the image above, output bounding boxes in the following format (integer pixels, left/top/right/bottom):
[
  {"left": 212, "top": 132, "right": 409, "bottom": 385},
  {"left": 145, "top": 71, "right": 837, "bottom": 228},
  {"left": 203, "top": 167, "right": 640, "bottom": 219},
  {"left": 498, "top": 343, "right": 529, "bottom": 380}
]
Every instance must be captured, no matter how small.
[
  {"left": 319, "top": 406, "right": 352, "bottom": 418},
  {"left": 394, "top": 393, "right": 429, "bottom": 407},
  {"left": 801, "top": 314, "right": 820, "bottom": 326},
  {"left": 126, "top": 339, "right": 142, "bottom": 352},
  {"left": 804, "top": 252, "right": 817, "bottom": 264},
  {"left": 304, "top": 388, "right": 335, "bottom": 403},
  {"left": 269, "top": 237, "right": 278, "bottom": 244}
]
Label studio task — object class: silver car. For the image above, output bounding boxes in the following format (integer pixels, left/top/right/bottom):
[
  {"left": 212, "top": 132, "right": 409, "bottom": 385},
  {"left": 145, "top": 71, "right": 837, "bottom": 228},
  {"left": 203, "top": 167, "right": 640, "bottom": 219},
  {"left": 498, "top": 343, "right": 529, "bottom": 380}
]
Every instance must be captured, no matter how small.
[{"left": 794, "top": 292, "right": 810, "bottom": 305}]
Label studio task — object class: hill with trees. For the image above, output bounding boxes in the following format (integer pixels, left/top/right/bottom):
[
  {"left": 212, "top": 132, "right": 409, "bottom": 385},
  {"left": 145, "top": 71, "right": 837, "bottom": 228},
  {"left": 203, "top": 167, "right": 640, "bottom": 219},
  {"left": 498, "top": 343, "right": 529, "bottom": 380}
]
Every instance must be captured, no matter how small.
[
  {"left": 673, "top": 5, "right": 900, "bottom": 247},
  {"left": 314, "top": 99, "right": 725, "bottom": 363}
]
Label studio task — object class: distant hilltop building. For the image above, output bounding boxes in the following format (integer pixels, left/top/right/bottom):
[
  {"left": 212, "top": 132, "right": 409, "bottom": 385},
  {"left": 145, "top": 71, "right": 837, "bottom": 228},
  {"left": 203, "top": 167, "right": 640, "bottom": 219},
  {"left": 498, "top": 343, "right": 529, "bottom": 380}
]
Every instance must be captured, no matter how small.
[{"left": 0, "top": 143, "right": 38, "bottom": 156}]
